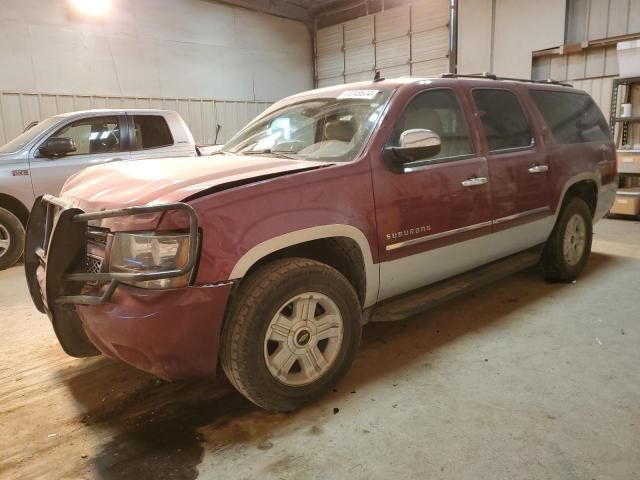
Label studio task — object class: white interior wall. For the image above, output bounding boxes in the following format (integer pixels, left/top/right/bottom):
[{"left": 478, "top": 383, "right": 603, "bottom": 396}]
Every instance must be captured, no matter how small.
[
  {"left": 0, "top": 0, "right": 313, "bottom": 143},
  {"left": 457, "top": 0, "right": 492, "bottom": 74},
  {"left": 458, "top": 0, "right": 566, "bottom": 78}
]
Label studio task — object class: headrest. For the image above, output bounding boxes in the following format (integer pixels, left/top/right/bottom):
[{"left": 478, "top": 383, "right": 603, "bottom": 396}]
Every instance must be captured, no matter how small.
[{"left": 324, "top": 118, "right": 356, "bottom": 142}]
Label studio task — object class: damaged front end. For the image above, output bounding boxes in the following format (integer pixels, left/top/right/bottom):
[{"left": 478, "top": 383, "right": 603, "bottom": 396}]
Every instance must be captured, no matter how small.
[{"left": 24, "top": 194, "right": 199, "bottom": 357}]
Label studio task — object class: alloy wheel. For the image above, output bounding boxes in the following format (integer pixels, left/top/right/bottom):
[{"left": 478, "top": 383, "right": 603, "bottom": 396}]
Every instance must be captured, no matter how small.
[
  {"left": 0, "top": 224, "right": 10, "bottom": 258},
  {"left": 263, "top": 292, "right": 344, "bottom": 387},
  {"left": 563, "top": 213, "right": 586, "bottom": 266}
]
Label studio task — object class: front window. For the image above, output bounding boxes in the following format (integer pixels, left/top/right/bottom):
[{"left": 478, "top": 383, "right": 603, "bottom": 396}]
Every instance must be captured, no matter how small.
[
  {"left": 389, "top": 89, "right": 474, "bottom": 161},
  {"left": 52, "top": 116, "right": 121, "bottom": 156},
  {"left": 223, "top": 88, "right": 393, "bottom": 162}
]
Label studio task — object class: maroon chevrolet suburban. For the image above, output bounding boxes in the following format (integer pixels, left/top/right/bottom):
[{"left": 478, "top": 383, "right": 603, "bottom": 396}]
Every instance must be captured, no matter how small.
[{"left": 25, "top": 74, "right": 617, "bottom": 412}]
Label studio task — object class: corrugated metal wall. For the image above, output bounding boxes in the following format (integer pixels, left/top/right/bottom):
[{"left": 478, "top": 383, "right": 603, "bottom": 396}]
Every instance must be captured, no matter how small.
[
  {"left": 532, "top": 46, "right": 618, "bottom": 117},
  {"left": 315, "top": 0, "right": 451, "bottom": 87},
  {"left": 0, "top": 92, "right": 271, "bottom": 147},
  {"left": 566, "top": 0, "right": 640, "bottom": 43}
]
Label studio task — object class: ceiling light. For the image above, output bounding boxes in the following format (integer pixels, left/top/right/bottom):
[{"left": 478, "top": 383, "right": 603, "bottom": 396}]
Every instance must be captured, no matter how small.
[{"left": 69, "top": 0, "right": 110, "bottom": 16}]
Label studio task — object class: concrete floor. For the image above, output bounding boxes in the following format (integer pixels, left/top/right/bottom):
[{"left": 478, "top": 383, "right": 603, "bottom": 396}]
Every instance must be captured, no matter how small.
[{"left": 0, "top": 218, "right": 638, "bottom": 480}]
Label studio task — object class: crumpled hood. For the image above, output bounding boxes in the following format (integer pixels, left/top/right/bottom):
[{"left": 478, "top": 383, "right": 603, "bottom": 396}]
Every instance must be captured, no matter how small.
[{"left": 61, "top": 155, "right": 328, "bottom": 211}]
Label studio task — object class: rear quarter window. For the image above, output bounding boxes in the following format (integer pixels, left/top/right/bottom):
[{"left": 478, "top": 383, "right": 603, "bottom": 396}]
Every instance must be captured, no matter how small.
[
  {"left": 132, "top": 115, "right": 173, "bottom": 150},
  {"left": 529, "top": 90, "right": 610, "bottom": 144}
]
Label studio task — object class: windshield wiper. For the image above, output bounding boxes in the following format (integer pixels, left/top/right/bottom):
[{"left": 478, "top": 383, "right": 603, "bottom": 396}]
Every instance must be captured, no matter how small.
[{"left": 240, "top": 149, "right": 299, "bottom": 160}]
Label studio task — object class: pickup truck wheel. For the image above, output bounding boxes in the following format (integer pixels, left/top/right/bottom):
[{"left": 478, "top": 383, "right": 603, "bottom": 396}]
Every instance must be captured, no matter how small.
[
  {"left": 220, "top": 258, "right": 362, "bottom": 412},
  {"left": 541, "top": 197, "right": 592, "bottom": 281},
  {"left": 0, "top": 208, "right": 25, "bottom": 270}
]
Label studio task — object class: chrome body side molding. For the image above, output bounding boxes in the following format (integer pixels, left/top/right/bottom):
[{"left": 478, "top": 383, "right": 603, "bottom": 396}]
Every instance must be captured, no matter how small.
[
  {"left": 492, "top": 206, "right": 550, "bottom": 225},
  {"left": 386, "top": 221, "right": 492, "bottom": 251},
  {"left": 386, "top": 206, "right": 550, "bottom": 252}
]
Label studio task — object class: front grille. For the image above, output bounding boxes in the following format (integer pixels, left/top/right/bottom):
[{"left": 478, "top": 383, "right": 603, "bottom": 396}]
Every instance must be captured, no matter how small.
[{"left": 86, "top": 255, "right": 104, "bottom": 274}]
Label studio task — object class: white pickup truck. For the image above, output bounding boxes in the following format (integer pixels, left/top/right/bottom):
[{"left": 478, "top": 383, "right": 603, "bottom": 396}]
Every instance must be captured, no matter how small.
[{"left": 0, "top": 109, "right": 213, "bottom": 269}]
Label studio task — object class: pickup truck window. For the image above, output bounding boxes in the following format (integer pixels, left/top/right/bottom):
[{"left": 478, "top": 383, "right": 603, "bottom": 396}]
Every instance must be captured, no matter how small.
[
  {"left": 389, "top": 89, "right": 473, "bottom": 160},
  {"left": 472, "top": 89, "right": 533, "bottom": 153},
  {"left": 52, "top": 116, "right": 121, "bottom": 156},
  {"left": 529, "top": 90, "right": 610, "bottom": 144},
  {"left": 132, "top": 115, "right": 173, "bottom": 150},
  {"left": 223, "top": 89, "right": 393, "bottom": 162}
]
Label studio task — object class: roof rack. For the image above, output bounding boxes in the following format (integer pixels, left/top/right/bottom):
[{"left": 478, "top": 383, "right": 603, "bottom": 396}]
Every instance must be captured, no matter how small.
[{"left": 439, "top": 72, "right": 573, "bottom": 88}]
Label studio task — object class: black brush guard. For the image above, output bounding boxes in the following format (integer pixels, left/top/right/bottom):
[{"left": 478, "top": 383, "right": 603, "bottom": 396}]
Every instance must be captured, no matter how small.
[{"left": 24, "top": 194, "right": 199, "bottom": 357}]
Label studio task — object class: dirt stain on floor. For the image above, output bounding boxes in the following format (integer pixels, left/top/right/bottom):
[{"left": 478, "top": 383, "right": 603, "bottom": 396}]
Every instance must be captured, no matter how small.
[{"left": 88, "top": 381, "right": 254, "bottom": 480}]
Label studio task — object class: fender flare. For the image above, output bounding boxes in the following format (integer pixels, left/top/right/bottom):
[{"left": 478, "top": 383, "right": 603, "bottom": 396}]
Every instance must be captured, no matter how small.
[
  {"left": 0, "top": 193, "right": 30, "bottom": 226},
  {"left": 553, "top": 172, "right": 600, "bottom": 221},
  {"left": 228, "top": 224, "right": 380, "bottom": 308}
]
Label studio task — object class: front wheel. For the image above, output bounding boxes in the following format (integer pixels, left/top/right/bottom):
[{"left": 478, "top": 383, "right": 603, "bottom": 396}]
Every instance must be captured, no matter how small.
[
  {"left": 220, "top": 258, "right": 362, "bottom": 412},
  {"left": 541, "top": 197, "right": 593, "bottom": 281},
  {"left": 0, "top": 207, "right": 25, "bottom": 270}
]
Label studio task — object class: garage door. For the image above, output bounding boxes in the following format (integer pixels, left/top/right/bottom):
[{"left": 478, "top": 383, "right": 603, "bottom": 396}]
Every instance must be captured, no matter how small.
[{"left": 315, "top": 0, "right": 452, "bottom": 87}]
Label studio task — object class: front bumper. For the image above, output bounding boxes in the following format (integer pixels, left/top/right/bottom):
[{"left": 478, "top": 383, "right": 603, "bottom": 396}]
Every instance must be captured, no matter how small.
[
  {"left": 25, "top": 195, "right": 232, "bottom": 379},
  {"left": 77, "top": 282, "right": 232, "bottom": 380}
]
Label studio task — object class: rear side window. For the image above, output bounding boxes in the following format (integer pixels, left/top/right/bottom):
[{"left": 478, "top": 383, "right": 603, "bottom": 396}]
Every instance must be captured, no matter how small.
[
  {"left": 529, "top": 90, "right": 610, "bottom": 144},
  {"left": 472, "top": 89, "right": 533, "bottom": 152},
  {"left": 132, "top": 116, "right": 173, "bottom": 150}
]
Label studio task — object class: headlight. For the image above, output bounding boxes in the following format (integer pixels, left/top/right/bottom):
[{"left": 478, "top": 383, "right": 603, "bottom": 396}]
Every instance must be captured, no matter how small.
[{"left": 109, "top": 232, "right": 191, "bottom": 289}]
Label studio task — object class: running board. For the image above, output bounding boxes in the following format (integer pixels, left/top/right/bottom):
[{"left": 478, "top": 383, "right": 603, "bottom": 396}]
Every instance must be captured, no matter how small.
[{"left": 370, "top": 249, "right": 541, "bottom": 322}]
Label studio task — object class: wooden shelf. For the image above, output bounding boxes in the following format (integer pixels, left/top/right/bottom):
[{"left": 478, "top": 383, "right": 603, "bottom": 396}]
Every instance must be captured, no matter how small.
[{"left": 614, "top": 116, "right": 640, "bottom": 123}]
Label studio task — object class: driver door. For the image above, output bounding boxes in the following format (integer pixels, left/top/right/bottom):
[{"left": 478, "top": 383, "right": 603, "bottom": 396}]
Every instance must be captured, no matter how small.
[
  {"left": 29, "top": 115, "right": 129, "bottom": 198},
  {"left": 372, "top": 87, "right": 493, "bottom": 300}
]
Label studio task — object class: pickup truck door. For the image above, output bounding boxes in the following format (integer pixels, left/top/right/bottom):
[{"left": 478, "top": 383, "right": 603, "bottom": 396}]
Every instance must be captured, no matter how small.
[
  {"left": 126, "top": 114, "right": 196, "bottom": 160},
  {"left": 372, "top": 86, "right": 493, "bottom": 301},
  {"left": 29, "top": 114, "right": 130, "bottom": 198},
  {"left": 467, "top": 87, "right": 550, "bottom": 248}
]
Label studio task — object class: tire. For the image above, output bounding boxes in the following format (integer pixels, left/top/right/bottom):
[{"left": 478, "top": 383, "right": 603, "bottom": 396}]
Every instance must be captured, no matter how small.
[
  {"left": 541, "top": 197, "right": 593, "bottom": 282},
  {"left": 0, "top": 207, "right": 25, "bottom": 270},
  {"left": 220, "top": 258, "right": 362, "bottom": 412}
]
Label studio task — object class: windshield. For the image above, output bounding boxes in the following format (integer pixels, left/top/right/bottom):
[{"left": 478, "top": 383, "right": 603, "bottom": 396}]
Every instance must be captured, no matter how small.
[
  {"left": 223, "top": 88, "right": 393, "bottom": 162},
  {"left": 0, "top": 116, "right": 61, "bottom": 154}
]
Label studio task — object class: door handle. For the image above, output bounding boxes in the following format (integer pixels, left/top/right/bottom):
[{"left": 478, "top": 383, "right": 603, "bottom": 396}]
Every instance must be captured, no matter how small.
[
  {"left": 528, "top": 164, "right": 549, "bottom": 173},
  {"left": 461, "top": 176, "right": 489, "bottom": 187}
]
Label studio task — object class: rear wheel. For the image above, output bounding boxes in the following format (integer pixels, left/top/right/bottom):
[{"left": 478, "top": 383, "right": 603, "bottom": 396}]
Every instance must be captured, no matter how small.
[
  {"left": 0, "top": 207, "right": 25, "bottom": 270},
  {"left": 220, "top": 258, "right": 361, "bottom": 412},
  {"left": 541, "top": 197, "right": 592, "bottom": 281}
]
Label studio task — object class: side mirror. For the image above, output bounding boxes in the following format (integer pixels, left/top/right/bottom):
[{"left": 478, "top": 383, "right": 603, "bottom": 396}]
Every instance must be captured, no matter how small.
[
  {"left": 384, "top": 129, "right": 441, "bottom": 172},
  {"left": 38, "top": 137, "right": 76, "bottom": 158}
]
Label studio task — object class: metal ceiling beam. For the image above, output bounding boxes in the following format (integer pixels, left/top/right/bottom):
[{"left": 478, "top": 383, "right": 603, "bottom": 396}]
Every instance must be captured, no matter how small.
[{"left": 205, "top": 0, "right": 311, "bottom": 22}]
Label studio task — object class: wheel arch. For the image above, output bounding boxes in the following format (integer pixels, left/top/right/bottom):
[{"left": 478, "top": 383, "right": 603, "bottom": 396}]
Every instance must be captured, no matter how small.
[
  {"left": 229, "top": 225, "right": 379, "bottom": 308},
  {"left": 0, "top": 194, "right": 30, "bottom": 227},
  {"left": 557, "top": 176, "right": 599, "bottom": 219}
]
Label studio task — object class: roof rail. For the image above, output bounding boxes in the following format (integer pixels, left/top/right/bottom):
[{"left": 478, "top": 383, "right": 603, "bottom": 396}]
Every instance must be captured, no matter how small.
[{"left": 439, "top": 72, "right": 573, "bottom": 88}]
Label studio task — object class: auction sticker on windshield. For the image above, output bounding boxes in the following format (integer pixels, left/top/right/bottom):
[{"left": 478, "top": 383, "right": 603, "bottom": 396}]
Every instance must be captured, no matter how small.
[{"left": 337, "top": 90, "right": 381, "bottom": 100}]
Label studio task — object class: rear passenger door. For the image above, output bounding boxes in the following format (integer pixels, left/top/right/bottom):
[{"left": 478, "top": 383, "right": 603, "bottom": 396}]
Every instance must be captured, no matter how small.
[{"left": 469, "top": 88, "right": 550, "bottom": 235}]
